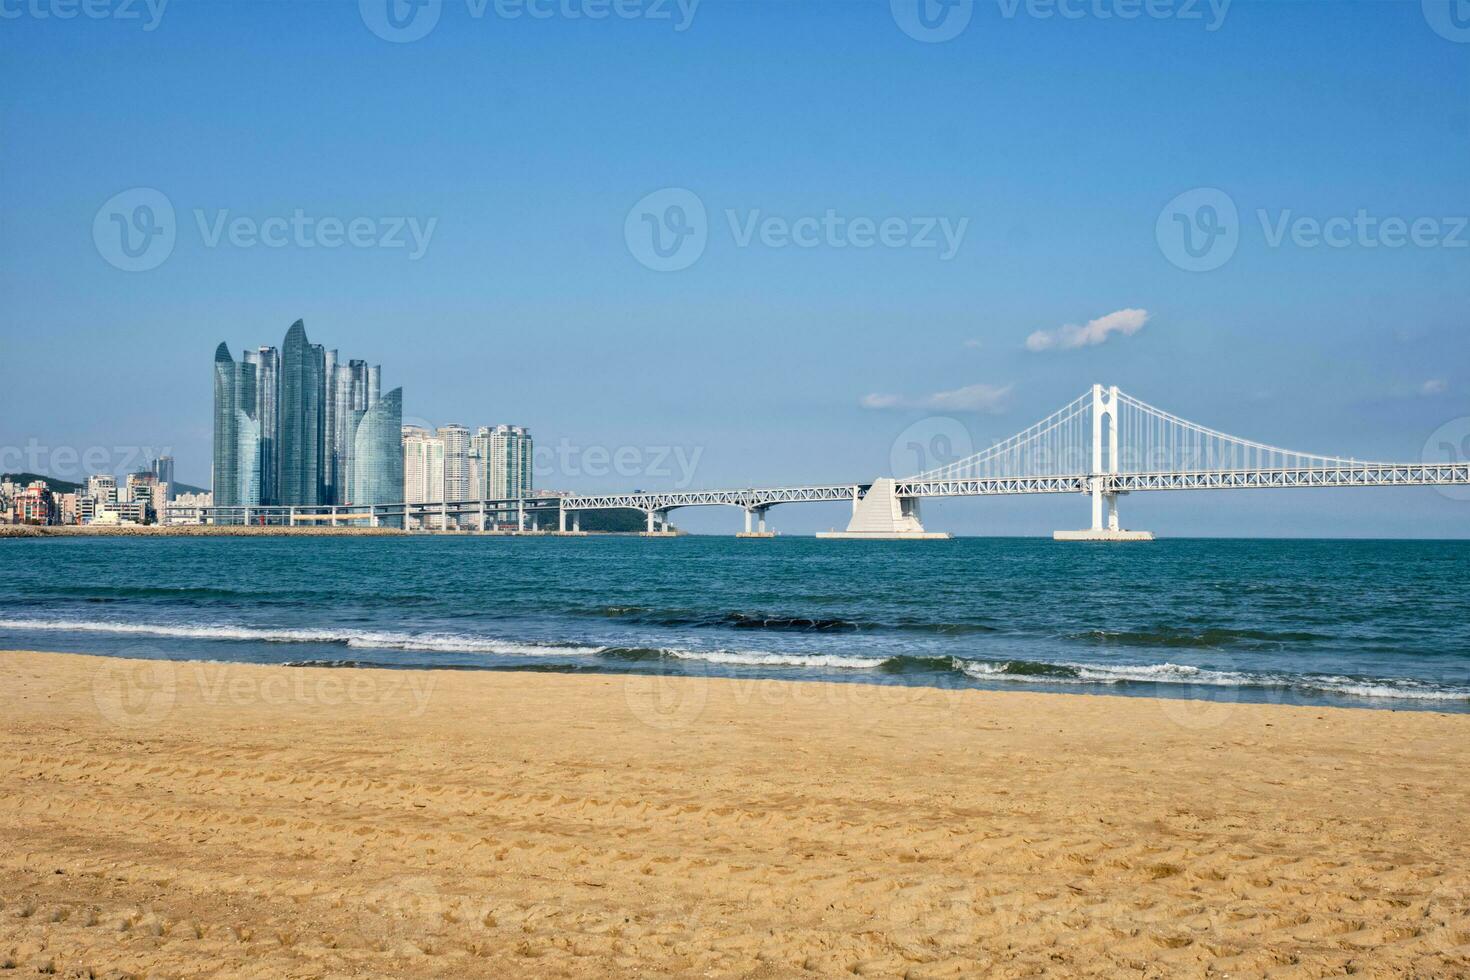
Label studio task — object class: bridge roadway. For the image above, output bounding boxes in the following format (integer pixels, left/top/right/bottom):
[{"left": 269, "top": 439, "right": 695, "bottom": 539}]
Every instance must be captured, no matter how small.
[{"left": 175, "top": 461, "right": 1470, "bottom": 532}]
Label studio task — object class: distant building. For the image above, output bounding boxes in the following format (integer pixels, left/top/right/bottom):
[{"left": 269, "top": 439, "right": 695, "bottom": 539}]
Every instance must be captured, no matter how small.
[
  {"left": 474, "top": 425, "right": 534, "bottom": 500},
  {"left": 243, "top": 346, "right": 280, "bottom": 504},
  {"left": 216, "top": 321, "right": 398, "bottom": 514},
  {"left": 166, "top": 490, "right": 213, "bottom": 525},
  {"left": 214, "top": 342, "right": 261, "bottom": 512},
  {"left": 54, "top": 492, "right": 80, "bottom": 525},
  {"left": 348, "top": 388, "right": 404, "bottom": 527},
  {"left": 439, "top": 424, "right": 471, "bottom": 504},
  {"left": 86, "top": 474, "right": 118, "bottom": 506},
  {"left": 152, "top": 455, "right": 175, "bottom": 497},
  {"left": 13, "top": 481, "right": 53, "bottom": 525}
]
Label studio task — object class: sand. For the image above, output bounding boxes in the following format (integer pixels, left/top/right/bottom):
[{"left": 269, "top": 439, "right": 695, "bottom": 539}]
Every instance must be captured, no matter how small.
[{"left": 1, "top": 650, "right": 1466, "bottom": 978}]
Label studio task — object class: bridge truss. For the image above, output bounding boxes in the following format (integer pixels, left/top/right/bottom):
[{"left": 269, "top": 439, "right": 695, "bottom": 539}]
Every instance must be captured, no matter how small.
[{"left": 176, "top": 384, "right": 1468, "bottom": 536}]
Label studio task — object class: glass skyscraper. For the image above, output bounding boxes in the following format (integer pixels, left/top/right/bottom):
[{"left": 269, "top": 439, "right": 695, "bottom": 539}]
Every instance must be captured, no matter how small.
[
  {"left": 243, "top": 346, "right": 279, "bottom": 504},
  {"left": 212, "top": 343, "right": 261, "bottom": 513},
  {"left": 349, "top": 388, "right": 404, "bottom": 527},
  {"left": 213, "top": 321, "right": 400, "bottom": 517},
  {"left": 279, "top": 321, "right": 324, "bottom": 507}
]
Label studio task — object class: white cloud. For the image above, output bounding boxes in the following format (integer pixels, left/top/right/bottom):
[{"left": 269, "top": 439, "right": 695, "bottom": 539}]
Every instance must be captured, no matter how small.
[
  {"left": 860, "top": 383, "right": 1011, "bottom": 414},
  {"left": 1026, "top": 308, "right": 1149, "bottom": 352},
  {"left": 923, "top": 383, "right": 1012, "bottom": 412},
  {"left": 962, "top": 339, "right": 983, "bottom": 350},
  {"left": 1421, "top": 378, "right": 1447, "bottom": 396}
]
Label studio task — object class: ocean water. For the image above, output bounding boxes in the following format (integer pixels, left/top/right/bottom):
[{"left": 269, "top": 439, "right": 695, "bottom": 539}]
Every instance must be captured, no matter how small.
[{"left": 1, "top": 536, "right": 1467, "bottom": 712}]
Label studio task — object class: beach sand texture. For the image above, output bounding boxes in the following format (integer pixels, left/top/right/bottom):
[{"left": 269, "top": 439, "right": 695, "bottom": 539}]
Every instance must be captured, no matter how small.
[{"left": 1, "top": 650, "right": 1467, "bottom": 977}]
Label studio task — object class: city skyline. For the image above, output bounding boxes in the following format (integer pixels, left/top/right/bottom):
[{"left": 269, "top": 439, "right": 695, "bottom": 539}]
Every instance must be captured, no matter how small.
[
  {"left": 2, "top": 1, "right": 1467, "bottom": 536},
  {"left": 212, "top": 320, "right": 402, "bottom": 522}
]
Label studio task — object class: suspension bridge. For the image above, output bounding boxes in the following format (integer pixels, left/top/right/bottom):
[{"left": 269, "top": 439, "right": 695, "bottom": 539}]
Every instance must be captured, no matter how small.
[{"left": 176, "top": 384, "right": 1470, "bottom": 539}]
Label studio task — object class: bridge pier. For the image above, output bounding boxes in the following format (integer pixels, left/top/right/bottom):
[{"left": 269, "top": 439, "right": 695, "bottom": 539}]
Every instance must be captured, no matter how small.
[
  {"left": 816, "top": 478, "right": 951, "bottom": 539},
  {"left": 642, "top": 509, "right": 676, "bottom": 536},
  {"left": 737, "top": 505, "right": 776, "bottom": 538}
]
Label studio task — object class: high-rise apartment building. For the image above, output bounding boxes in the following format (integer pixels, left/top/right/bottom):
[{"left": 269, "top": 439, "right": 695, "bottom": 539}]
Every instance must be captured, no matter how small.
[
  {"left": 439, "top": 424, "right": 471, "bottom": 504},
  {"left": 214, "top": 321, "right": 399, "bottom": 517},
  {"left": 402, "top": 426, "right": 444, "bottom": 505},
  {"left": 473, "top": 424, "right": 534, "bottom": 500}
]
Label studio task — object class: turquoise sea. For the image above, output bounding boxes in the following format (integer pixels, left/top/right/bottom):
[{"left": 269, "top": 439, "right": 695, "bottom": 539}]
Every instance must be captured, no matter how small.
[{"left": 1, "top": 536, "right": 1467, "bottom": 711}]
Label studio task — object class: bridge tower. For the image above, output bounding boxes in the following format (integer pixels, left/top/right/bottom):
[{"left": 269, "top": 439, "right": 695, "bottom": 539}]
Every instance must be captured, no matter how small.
[{"left": 1055, "top": 384, "right": 1153, "bottom": 542}]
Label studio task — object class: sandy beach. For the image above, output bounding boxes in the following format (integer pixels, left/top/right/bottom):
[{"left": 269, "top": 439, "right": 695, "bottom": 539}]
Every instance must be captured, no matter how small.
[{"left": 1, "top": 650, "right": 1466, "bottom": 978}]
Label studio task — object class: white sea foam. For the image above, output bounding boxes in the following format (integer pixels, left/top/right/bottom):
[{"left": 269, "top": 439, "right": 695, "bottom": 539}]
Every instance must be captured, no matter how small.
[
  {"left": 0, "top": 618, "right": 603, "bottom": 657},
  {"left": 956, "top": 657, "right": 1470, "bottom": 703},
  {"left": 662, "top": 648, "right": 889, "bottom": 670}
]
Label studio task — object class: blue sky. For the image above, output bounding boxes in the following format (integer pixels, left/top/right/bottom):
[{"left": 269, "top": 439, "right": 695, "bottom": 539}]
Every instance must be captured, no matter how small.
[{"left": 1, "top": 0, "right": 1467, "bottom": 535}]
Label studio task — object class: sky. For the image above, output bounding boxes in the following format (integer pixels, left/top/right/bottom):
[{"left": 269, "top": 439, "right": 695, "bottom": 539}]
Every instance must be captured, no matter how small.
[{"left": 1, "top": 0, "right": 1467, "bottom": 536}]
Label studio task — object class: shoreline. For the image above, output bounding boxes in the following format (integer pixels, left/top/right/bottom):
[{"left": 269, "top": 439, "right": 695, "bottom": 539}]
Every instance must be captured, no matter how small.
[{"left": 2, "top": 649, "right": 1467, "bottom": 976}]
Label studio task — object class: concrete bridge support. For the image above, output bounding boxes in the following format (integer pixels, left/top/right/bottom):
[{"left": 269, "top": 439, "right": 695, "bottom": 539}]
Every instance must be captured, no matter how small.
[
  {"left": 643, "top": 509, "right": 676, "bottom": 536},
  {"left": 737, "top": 505, "right": 776, "bottom": 538},
  {"left": 816, "top": 479, "right": 950, "bottom": 539}
]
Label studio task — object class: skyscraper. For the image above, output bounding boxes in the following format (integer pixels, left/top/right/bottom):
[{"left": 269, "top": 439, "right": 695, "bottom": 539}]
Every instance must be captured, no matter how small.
[
  {"left": 474, "top": 425, "right": 534, "bottom": 500},
  {"left": 439, "top": 424, "right": 471, "bottom": 504},
  {"left": 402, "top": 426, "right": 445, "bottom": 505},
  {"left": 212, "top": 343, "right": 260, "bottom": 511},
  {"left": 243, "top": 346, "right": 279, "bottom": 504},
  {"left": 279, "top": 321, "right": 324, "bottom": 507},
  {"left": 349, "top": 388, "right": 404, "bottom": 527},
  {"left": 151, "top": 455, "right": 175, "bottom": 496},
  {"left": 327, "top": 358, "right": 374, "bottom": 505},
  {"left": 214, "top": 321, "right": 399, "bottom": 518}
]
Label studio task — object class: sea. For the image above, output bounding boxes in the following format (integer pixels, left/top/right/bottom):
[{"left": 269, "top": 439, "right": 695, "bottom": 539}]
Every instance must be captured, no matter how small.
[{"left": 2, "top": 535, "right": 1467, "bottom": 712}]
